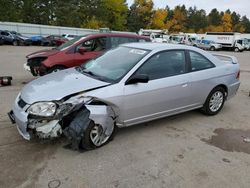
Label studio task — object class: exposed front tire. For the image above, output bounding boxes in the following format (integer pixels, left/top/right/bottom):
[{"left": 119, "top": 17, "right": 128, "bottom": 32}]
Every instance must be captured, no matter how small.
[
  {"left": 201, "top": 87, "right": 226, "bottom": 116},
  {"left": 81, "top": 121, "right": 115, "bottom": 150}
]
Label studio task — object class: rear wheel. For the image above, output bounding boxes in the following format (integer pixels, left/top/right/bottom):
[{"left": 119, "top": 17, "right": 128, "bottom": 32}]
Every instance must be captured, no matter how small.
[
  {"left": 201, "top": 87, "right": 226, "bottom": 115},
  {"left": 210, "top": 46, "right": 215, "bottom": 51}
]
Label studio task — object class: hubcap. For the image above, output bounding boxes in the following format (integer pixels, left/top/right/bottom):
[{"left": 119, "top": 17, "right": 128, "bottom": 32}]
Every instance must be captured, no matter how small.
[
  {"left": 209, "top": 91, "right": 224, "bottom": 112},
  {"left": 90, "top": 124, "right": 109, "bottom": 147}
]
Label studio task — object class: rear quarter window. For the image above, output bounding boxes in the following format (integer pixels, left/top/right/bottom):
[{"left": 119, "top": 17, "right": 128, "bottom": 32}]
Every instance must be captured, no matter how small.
[{"left": 189, "top": 51, "right": 215, "bottom": 71}]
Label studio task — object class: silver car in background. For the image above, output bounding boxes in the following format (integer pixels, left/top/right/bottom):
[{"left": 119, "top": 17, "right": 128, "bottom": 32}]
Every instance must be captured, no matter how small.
[
  {"left": 196, "top": 40, "right": 222, "bottom": 51},
  {"left": 8, "top": 43, "right": 240, "bottom": 150}
]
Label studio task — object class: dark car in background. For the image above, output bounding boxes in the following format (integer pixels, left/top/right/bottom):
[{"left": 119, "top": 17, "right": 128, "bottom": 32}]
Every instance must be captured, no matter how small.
[
  {"left": 30, "top": 35, "right": 47, "bottom": 45},
  {"left": 10, "top": 31, "right": 32, "bottom": 46},
  {"left": 25, "top": 33, "right": 150, "bottom": 76},
  {"left": 0, "top": 30, "right": 32, "bottom": 46},
  {"left": 0, "top": 30, "right": 18, "bottom": 45},
  {"left": 29, "top": 35, "right": 68, "bottom": 46},
  {"left": 0, "top": 35, "right": 4, "bottom": 45}
]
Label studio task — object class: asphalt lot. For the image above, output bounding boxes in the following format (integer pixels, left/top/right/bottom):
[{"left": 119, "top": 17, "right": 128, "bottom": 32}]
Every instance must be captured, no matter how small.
[{"left": 0, "top": 45, "right": 250, "bottom": 188}]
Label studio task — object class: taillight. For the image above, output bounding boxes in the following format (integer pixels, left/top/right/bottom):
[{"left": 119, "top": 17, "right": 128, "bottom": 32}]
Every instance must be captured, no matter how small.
[{"left": 236, "top": 71, "right": 240, "bottom": 80}]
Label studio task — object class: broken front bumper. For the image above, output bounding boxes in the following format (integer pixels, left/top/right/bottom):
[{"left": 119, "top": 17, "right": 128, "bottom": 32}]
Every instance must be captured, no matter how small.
[
  {"left": 9, "top": 96, "right": 62, "bottom": 140},
  {"left": 23, "top": 63, "right": 31, "bottom": 72},
  {"left": 8, "top": 100, "right": 31, "bottom": 140}
]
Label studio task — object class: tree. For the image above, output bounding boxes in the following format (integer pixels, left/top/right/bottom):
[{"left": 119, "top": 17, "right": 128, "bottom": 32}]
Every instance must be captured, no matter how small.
[
  {"left": 186, "top": 7, "right": 208, "bottom": 33},
  {"left": 101, "top": 0, "right": 128, "bottom": 30},
  {"left": 241, "top": 16, "right": 250, "bottom": 33},
  {"left": 231, "top": 12, "right": 245, "bottom": 32},
  {"left": 82, "top": 16, "right": 105, "bottom": 29},
  {"left": 127, "top": 0, "right": 154, "bottom": 32},
  {"left": 150, "top": 8, "right": 167, "bottom": 29},
  {"left": 221, "top": 12, "right": 232, "bottom": 32},
  {"left": 165, "top": 5, "right": 173, "bottom": 22},
  {"left": 0, "top": 0, "right": 22, "bottom": 22},
  {"left": 166, "top": 5, "right": 187, "bottom": 33},
  {"left": 208, "top": 8, "right": 221, "bottom": 26},
  {"left": 54, "top": 0, "right": 82, "bottom": 27}
]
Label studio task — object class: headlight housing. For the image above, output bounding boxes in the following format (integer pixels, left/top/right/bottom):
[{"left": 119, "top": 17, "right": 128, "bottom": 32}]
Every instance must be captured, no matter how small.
[{"left": 27, "top": 102, "right": 57, "bottom": 117}]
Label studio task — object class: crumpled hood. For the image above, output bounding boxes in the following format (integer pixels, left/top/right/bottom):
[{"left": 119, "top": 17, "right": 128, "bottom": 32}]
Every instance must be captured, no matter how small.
[
  {"left": 20, "top": 68, "right": 110, "bottom": 104},
  {"left": 26, "top": 49, "right": 59, "bottom": 59}
]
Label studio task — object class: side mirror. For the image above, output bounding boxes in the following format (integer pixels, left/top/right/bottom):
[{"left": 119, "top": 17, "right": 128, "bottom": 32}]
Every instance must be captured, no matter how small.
[
  {"left": 78, "top": 47, "right": 87, "bottom": 54},
  {"left": 125, "top": 74, "right": 149, "bottom": 85}
]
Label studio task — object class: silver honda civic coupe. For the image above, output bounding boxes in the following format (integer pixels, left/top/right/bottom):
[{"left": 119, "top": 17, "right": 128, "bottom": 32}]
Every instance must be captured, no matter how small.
[{"left": 8, "top": 43, "right": 240, "bottom": 150}]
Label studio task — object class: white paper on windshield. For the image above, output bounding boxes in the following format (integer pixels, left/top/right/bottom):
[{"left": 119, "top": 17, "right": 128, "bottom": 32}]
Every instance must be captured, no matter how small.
[{"left": 129, "top": 49, "right": 147, "bottom": 55}]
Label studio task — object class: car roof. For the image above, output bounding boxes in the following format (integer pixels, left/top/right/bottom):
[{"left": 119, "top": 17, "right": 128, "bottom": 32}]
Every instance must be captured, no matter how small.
[
  {"left": 86, "top": 32, "right": 149, "bottom": 39},
  {"left": 121, "top": 42, "right": 199, "bottom": 51}
]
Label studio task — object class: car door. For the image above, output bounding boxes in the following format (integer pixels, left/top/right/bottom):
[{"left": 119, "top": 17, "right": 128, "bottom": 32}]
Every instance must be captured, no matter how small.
[
  {"left": 5, "top": 32, "right": 14, "bottom": 43},
  {"left": 187, "top": 50, "right": 217, "bottom": 106},
  {"left": 1, "top": 31, "right": 9, "bottom": 43},
  {"left": 122, "top": 50, "right": 192, "bottom": 126},
  {"left": 73, "top": 37, "right": 107, "bottom": 67}
]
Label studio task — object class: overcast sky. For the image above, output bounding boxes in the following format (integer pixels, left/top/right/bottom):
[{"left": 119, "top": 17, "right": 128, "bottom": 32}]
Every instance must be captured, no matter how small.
[{"left": 126, "top": 0, "right": 250, "bottom": 18}]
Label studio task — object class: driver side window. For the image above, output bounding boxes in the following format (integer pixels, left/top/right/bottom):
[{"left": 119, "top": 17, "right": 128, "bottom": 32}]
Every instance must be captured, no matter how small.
[
  {"left": 76, "top": 37, "right": 107, "bottom": 52},
  {"left": 136, "top": 50, "right": 186, "bottom": 80}
]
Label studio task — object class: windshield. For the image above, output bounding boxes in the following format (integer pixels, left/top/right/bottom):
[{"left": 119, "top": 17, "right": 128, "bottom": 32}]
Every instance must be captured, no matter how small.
[
  {"left": 77, "top": 46, "right": 149, "bottom": 83},
  {"left": 243, "top": 39, "right": 248, "bottom": 45},
  {"left": 56, "top": 36, "right": 84, "bottom": 51}
]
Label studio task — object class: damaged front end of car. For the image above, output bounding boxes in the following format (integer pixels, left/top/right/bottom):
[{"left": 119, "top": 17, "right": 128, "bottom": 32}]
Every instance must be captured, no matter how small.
[
  {"left": 26, "top": 57, "right": 48, "bottom": 76},
  {"left": 23, "top": 94, "right": 116, "bottom": 150}
]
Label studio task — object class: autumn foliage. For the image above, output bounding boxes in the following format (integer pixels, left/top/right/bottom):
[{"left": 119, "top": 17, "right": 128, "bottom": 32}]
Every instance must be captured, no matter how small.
[{"left": 0, "top": 0, "right": 250, "bottom": 33}]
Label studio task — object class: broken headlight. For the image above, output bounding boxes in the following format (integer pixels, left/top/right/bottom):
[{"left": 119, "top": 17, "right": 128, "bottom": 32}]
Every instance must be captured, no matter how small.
[
  {"left": 27, "top": 102, "right": 57, "bottom": 117},
  {"left": 56, "top": 96, "right": 93, "bottom": 115}
]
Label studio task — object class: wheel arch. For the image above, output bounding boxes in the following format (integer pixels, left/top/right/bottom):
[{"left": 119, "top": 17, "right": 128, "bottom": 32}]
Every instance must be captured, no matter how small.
[{"left": 211, "top": 84, "right": 228, "bottom": 98}]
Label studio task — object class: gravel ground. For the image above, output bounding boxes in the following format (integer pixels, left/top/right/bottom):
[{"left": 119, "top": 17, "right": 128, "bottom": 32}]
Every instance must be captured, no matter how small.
[{"left": 0, "top": 46, "right": 250, "bottom": 188}]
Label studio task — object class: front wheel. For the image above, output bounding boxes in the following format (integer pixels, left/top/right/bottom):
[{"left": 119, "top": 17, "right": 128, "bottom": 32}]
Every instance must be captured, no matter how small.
[
  {"left": 234, "top": 47, "right": 239, "bottom": 52},
  {"left": 81, "top": 121, "right": 115, "bottom": 150},
  {"left": 13, "top": 40, "right": 18, "bottom": 46},
  {"left": 201, "top": 87, "right": 226, "bottom": 115}
]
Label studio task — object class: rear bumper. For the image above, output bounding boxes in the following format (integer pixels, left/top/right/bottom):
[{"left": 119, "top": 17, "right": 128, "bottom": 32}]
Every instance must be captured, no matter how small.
[{"left": 227, "top": 81, "right": 240, "bottom": 100}]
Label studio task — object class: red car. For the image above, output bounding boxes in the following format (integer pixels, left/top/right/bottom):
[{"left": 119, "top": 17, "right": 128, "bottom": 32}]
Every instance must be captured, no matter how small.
[
  {"left": 25, "top": 33, "right": 150, "bottom": 76},
  {"left": 46, "top": 35, "right": 69, "bottom": 46}
]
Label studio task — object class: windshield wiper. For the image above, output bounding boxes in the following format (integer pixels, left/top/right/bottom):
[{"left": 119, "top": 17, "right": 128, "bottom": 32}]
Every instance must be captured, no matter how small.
[
  {"left": 81, "top": 69, "right": 95, "bottom": 76},
  {"left": 79, "top": 68, "right": 106, "bottom": 81},
  {"left": 76, "top": 67, "right": 113, "bottom": 83}
]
